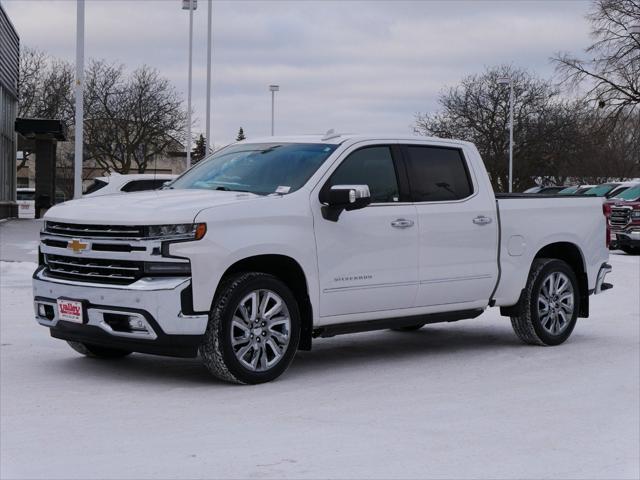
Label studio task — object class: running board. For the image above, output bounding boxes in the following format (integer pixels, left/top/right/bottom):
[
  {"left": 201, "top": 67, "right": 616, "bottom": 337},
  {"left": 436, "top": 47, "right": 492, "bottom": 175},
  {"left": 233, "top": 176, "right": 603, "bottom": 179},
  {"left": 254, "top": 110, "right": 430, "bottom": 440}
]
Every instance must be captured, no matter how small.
[{"left": 313, "top": 308, "right": 484, "bottom": 338}]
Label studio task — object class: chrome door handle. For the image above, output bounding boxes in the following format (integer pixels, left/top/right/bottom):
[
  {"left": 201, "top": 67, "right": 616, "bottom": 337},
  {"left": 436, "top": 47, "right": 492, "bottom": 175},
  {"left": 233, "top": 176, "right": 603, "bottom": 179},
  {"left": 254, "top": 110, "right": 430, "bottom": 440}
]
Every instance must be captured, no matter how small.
[
  {"left": 473, "top": 215, "right": 492, "bottom": 225},
  {"left": 391, "top": 218, "right": 414, "bottom": 229}
]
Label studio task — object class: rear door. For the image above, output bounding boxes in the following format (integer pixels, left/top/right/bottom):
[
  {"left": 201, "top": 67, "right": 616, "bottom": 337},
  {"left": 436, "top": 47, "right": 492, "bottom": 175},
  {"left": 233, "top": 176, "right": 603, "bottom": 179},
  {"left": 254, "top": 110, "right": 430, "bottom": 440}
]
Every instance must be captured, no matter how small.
[{"left": 403, "top": 143, "right": 498, "bottom": 307}]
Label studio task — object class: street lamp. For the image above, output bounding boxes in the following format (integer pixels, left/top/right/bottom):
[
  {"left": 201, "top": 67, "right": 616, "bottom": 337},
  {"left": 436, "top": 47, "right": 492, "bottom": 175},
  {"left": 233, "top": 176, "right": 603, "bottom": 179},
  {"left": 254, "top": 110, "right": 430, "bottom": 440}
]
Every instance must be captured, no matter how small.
[
  {"left": 498, "top": 76, "right": 514, "bottom": 193},
  {"left": 73, "top": 0, "right": 85, "bottom": 199},
  {"left": 205, "top": 0, "right": 212, "bottom": 155},
  {"left": 182, "top": 0, "right": 197, "bottom": 171},
  {"left": 269, "top": 85, "right": 279, "bottom": 136}
]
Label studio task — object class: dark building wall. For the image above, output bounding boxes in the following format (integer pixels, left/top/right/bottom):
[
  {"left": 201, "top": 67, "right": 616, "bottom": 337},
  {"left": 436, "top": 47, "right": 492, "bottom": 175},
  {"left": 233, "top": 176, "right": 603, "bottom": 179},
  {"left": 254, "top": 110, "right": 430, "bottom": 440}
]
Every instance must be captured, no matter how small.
[{"left": 0, "top": 4, "right": 19, "bottom": 219}]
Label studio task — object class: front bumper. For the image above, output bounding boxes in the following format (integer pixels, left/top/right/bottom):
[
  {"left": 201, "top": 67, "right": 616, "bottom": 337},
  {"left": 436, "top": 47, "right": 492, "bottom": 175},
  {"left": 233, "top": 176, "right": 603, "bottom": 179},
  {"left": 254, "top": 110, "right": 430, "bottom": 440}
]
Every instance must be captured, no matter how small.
[
  {"left": 33, "top": 269, "right": 208, "bottom": 357},
  {"left": 611, "top": 229, "right": 640, "bottom": 249}
]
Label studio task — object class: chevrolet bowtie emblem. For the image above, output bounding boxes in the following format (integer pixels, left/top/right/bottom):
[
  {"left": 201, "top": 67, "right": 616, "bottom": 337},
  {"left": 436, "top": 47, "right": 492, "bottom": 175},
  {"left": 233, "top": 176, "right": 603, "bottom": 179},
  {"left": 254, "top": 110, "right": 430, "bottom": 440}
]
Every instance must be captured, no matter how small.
[{"left": 67, "top": 238, "right": 89, "bottom": 253}]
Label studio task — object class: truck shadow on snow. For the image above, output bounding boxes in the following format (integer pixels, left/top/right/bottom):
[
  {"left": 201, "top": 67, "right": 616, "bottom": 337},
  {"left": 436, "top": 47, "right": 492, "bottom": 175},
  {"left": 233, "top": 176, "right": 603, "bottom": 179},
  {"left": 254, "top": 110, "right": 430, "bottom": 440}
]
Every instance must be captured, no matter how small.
[{"left": 42, "top": 322, "right": 588, "bottom": 385}]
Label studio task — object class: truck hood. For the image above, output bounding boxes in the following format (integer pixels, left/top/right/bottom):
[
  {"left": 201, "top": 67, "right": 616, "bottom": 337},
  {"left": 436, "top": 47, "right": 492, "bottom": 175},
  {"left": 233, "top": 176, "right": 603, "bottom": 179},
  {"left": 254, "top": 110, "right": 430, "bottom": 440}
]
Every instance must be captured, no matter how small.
[{"left": 45, "top": 189, "right": 262, "bottom": 225}]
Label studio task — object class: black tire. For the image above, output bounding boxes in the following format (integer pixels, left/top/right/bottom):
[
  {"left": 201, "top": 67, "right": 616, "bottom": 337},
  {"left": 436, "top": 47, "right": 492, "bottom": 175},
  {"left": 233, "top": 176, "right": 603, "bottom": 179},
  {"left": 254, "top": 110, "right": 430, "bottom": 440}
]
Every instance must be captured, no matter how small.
[
  {"left": 199, "top": 272, "right": 301, "bottom": 384},
  {"left": 510, "top": 258, "right": 579, "bottom": 346},
  {"left": 67, "top": 341, "right": 132, "bottom": 358},
  {"left": 621, "top": 246, "right": 640, "bottom": 255},
  {"left": 391, "top": 323, "right": 426, "bottom": 332}
]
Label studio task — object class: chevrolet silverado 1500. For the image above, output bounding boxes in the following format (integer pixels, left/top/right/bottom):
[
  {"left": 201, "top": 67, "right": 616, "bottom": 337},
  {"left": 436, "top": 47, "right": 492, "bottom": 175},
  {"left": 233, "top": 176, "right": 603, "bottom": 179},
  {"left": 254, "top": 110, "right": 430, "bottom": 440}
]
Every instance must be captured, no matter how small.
[{"left": 33, "top": 134, "right": 613, "bottom": 383}]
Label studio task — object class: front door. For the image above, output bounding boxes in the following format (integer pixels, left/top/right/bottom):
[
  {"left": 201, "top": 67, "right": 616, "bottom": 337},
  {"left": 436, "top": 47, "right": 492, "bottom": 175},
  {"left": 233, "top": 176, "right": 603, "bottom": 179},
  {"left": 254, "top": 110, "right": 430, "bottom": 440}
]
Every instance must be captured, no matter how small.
[{"left": 312, "top": 144, "right": 419, "bottom": 318}]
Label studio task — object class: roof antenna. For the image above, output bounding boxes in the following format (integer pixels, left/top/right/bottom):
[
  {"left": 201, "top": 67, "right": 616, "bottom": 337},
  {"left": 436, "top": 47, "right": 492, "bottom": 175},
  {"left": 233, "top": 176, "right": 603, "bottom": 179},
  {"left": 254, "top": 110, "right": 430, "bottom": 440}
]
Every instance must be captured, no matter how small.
[{"left": 322, "top": 129, "right": 341, "bottom": 141}]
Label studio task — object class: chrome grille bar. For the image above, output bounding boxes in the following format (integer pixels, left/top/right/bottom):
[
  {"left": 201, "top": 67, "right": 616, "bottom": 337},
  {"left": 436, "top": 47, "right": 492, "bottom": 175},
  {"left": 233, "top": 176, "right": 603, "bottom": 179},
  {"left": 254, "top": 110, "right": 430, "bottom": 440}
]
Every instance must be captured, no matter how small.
[
  {"left": 45, "top": 221, "right": 144, "bottom": 239},
  {"left": 44, "top": 254, "right": 142, "bottom": 285}
]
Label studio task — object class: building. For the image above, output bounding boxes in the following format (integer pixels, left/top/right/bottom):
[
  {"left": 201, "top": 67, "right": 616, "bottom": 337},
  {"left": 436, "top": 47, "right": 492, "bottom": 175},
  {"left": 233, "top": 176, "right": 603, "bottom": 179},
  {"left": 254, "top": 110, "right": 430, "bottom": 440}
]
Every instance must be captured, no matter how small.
[
  {"left": 0, "top": 4, "right": 19, "bottom": 219},
  {"left": 16, "top": 138, "right": 187, "bottom": 200}
]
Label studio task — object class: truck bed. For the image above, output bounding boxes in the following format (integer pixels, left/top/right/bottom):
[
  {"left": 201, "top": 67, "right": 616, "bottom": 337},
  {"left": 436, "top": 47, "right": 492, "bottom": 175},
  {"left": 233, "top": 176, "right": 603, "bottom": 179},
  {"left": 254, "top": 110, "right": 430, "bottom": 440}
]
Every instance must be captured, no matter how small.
[{"left": 492, "top": 195, "right": 609, "bottom": 307}]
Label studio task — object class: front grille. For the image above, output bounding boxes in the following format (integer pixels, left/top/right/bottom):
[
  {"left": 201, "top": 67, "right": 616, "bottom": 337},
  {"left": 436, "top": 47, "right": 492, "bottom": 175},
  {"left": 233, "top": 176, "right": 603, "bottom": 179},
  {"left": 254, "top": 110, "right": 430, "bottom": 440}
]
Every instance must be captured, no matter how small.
[
  {"left": 41, "top": 238, "right": 145, "bottom": 253},
  {"left": 45, "top": 221, "right": 144, "bottom": 239},
  {"left": 44, "top": 254, "right": 142, "bottom": 285},
  {"left": 610, "top": 207, "right": 631, "bottom": 227}
]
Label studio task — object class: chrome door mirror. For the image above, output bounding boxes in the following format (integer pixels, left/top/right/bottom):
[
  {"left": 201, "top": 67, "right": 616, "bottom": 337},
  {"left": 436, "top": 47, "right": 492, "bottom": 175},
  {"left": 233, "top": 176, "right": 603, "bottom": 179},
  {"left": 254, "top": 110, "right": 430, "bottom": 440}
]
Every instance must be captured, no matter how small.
[{"left": 323, "top": 185, "right": 371, "bottom": 221}]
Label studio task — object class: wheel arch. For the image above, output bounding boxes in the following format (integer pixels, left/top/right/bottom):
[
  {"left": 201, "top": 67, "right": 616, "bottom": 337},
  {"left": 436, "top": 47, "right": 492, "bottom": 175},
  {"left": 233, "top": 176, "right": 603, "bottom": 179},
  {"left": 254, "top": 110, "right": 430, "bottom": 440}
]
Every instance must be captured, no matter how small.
[
  {"left": 501, "top": 241, "right": 589, "bottom": 318},
  {"left": 216, "top": 254, "right": 313, "bottom": 351}
]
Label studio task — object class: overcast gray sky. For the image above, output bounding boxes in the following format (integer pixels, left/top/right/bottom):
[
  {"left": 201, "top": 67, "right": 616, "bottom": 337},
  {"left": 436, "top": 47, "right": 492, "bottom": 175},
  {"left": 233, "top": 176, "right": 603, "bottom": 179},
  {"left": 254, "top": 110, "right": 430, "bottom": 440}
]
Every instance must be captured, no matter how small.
[{"left": 3, "top": 0, "right": 592, "bottom": 145}]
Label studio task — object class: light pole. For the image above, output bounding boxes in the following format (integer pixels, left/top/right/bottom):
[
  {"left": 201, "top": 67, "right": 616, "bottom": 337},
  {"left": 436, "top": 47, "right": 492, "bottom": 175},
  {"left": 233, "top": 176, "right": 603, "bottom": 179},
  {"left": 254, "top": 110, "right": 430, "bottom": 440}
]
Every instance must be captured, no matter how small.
[
  {"left": 498, "top": 77, "right": 514, "bottom": 193},
  {"left": 182, "top": 0, "right": 197, "bottom": 171},
  {"left": 269, "top": 85, "right": 279, "bottom": 136},
  {"left": 73, "top": 0, "right": 85, "bottom": 199},
  {"left": 205, "top": 0, "right": 212, "bottom": 155}
]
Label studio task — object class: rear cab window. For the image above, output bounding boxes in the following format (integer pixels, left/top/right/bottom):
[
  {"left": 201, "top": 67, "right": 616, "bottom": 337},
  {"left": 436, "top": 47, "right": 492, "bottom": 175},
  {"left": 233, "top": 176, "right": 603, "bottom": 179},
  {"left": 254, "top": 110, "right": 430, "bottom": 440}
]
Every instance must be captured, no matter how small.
[
  {"left": 121, "top": 179, "right": 167, "bottom": 192},
  {"left": 403, "top": 145, "right": 473, "bottom": 202},
  {"left": 84, "top": 179, "right": 108, "bottom": 195}
]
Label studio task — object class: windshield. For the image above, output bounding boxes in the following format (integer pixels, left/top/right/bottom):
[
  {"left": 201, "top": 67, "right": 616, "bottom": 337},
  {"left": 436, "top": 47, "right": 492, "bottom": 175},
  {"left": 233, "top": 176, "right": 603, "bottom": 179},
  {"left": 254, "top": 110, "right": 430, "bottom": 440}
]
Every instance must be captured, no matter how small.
[
  {"left": 17, "top": 191, "right": 35, "bottom": 201},
  {"left": 613, "top": 185, "right": 640, "bottom": 201},
  {"left": 170, "top": 143, "right": 338, "bottom": 195},
  {"left": 584, "top": 184, "right": 616, "bottom": 197}
]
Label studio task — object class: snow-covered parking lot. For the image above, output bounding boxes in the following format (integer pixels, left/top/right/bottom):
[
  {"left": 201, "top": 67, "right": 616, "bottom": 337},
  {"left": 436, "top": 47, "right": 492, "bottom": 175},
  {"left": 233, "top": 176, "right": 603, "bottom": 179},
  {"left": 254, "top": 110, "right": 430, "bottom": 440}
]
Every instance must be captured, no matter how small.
[{"left": 1, "top": 218, "right": 638, "bottom": 479}]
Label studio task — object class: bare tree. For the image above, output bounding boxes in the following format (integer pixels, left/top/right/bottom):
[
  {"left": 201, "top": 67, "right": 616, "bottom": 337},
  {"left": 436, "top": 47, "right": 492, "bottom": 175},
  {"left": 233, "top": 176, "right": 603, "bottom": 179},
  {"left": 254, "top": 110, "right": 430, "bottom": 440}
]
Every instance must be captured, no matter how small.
[
  {"left": 17, "top": 47, "right": 74, "bottom": 169},
  {"left": 554, "top": 0, "right": 640, "bottom": 119},
  {"left": 83, "top": 60, "right": 188, "bottom": 174},
  {"left": 414, "top": 66, "right": 565, "bottom": 191}
]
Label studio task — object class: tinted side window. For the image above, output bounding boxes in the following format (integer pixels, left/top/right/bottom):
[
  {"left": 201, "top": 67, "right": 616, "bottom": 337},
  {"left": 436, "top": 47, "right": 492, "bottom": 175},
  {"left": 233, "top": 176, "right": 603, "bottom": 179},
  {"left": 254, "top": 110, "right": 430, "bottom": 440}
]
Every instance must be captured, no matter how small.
[
  {"left": 121, "top": 180, "right": 163, "bottom": 192},
  {"left": 405, "top": 146, "right": 472, "bottom": 202},
  {"left": 325, "top": 146, "right": 399, "bottom": 203}
]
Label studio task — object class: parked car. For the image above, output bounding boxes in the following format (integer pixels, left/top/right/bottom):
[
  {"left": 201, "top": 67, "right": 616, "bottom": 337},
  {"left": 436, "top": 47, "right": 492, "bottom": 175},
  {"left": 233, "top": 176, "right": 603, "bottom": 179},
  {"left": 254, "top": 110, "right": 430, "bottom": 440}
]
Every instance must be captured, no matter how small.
[
  {"left": 16, "top": 188, "right": 35, "bottom": 219},
  {"left": 605, "top": 180, "right": 640, "bottom": 199},
  {"left": 558, "top": 185, "right": 596, "bottom": 195},
  {"left": 83, "top": 173, "right": 177, "bottom": 197},
  {"left": 522, "top": 186, "right": 565, "bottom": 194},
  {"left": 33, "top": 134, "right": 612, "bottom": 384},
  {"left": 582, "top": 183, "right": 622, "bottom": 197},
  {"left": 606, "top": 184, "right": 640, "bottom": 254}
]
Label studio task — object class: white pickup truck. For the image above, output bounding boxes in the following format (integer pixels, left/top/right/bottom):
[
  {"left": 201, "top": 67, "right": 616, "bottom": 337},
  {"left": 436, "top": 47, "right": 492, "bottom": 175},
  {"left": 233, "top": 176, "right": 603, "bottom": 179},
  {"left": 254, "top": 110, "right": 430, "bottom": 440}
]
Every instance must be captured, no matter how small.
[{"left": 33, "top": 134, "right": 613, "bottom": 384}]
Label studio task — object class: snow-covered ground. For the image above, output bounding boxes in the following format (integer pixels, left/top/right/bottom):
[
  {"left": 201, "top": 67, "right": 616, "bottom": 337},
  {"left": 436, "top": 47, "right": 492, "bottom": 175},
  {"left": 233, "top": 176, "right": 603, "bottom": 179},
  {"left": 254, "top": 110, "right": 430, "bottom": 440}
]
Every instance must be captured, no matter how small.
[{"left": 1, "top": 219, "right": 638, "bottom": 479}]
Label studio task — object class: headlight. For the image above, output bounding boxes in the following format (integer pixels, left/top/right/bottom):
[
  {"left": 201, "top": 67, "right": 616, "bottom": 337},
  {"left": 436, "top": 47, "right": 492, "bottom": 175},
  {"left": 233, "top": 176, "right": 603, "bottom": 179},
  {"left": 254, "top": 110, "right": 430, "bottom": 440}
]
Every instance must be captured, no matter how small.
[
  {"left": 631, "top": 211, "right": 640, "bottom": 219},
  {"left": 145, "top": 223, "right": 206, "bottom": 240}
]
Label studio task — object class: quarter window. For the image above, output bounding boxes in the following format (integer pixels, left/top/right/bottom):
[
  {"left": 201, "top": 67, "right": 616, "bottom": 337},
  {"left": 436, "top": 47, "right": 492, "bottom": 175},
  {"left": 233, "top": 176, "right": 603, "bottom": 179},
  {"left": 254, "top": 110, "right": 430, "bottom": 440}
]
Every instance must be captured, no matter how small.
[
  {"left": 405, "top": 146, "right": 473, "bottom": 202},
  {"left": 324, "top": 146, "right": 399, "bottom": 203}
]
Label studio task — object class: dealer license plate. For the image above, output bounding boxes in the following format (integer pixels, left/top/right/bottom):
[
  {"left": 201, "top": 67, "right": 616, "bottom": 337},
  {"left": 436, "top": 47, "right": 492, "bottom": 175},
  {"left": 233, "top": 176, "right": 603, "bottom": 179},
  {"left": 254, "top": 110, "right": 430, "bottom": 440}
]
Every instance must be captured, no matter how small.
[{"left": 57, "top": 299, "right": 84, "bottom": 323}]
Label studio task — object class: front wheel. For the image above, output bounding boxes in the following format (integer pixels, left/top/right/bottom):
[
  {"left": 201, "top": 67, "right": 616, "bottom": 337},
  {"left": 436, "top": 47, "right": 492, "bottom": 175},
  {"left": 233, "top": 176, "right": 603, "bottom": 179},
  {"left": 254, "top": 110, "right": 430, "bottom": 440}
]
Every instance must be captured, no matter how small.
[
  {"left": 199, "top": 272, "right": 301, "bottom": 384},
  {"left": 510, "top": 258, "right": 579, "bottom": 346}
]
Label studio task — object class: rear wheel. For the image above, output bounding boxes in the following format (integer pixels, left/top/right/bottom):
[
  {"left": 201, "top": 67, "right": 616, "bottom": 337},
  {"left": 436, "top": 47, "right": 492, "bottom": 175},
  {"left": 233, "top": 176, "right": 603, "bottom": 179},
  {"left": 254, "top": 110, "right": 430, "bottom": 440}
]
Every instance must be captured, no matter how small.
[
  {"left": 510, "top": 258, "right": 579, "bottom": 346},
  {"left": 67, "top": 341, "right": 132, "bottom": 358},
  {"left": 199, "top": 272, "right": 301, "bottom": 384}
]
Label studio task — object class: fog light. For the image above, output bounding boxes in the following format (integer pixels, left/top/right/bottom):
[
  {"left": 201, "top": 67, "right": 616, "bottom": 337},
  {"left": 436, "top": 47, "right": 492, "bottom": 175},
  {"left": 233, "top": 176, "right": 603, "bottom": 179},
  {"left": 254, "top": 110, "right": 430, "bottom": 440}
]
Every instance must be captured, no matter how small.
[
  {"left": 128, "top": 318, "right": 147, "bottom": 332},
  {"left": 37, "top": 304, "right": 55, "bottom": 320}
]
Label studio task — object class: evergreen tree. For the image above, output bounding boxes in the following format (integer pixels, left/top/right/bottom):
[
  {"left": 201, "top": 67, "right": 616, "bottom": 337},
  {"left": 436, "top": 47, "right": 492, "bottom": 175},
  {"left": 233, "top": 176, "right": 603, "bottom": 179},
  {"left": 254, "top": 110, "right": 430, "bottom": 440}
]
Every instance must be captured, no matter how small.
[
  {"left": 192, "top": 134, "right": 207, "bottom": 163},
  {"left": 236, "top": 127, "right": 246, "bottom": 141}
]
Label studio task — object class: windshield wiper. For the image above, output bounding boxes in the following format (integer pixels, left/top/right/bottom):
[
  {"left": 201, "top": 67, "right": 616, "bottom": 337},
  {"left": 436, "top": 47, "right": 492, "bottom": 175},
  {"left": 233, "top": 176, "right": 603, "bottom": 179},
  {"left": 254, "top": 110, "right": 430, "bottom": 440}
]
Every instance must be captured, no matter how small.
[{"left": 215, "top": 186, "right": 253, "bottom": 193}]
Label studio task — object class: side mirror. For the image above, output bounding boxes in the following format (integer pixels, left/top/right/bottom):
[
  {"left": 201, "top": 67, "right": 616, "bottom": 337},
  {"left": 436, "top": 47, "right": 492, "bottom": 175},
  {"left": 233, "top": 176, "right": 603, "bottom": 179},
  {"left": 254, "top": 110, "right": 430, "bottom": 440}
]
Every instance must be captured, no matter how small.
[{"left": 322, "top": 185, "right": 371, "bottom": 221}]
